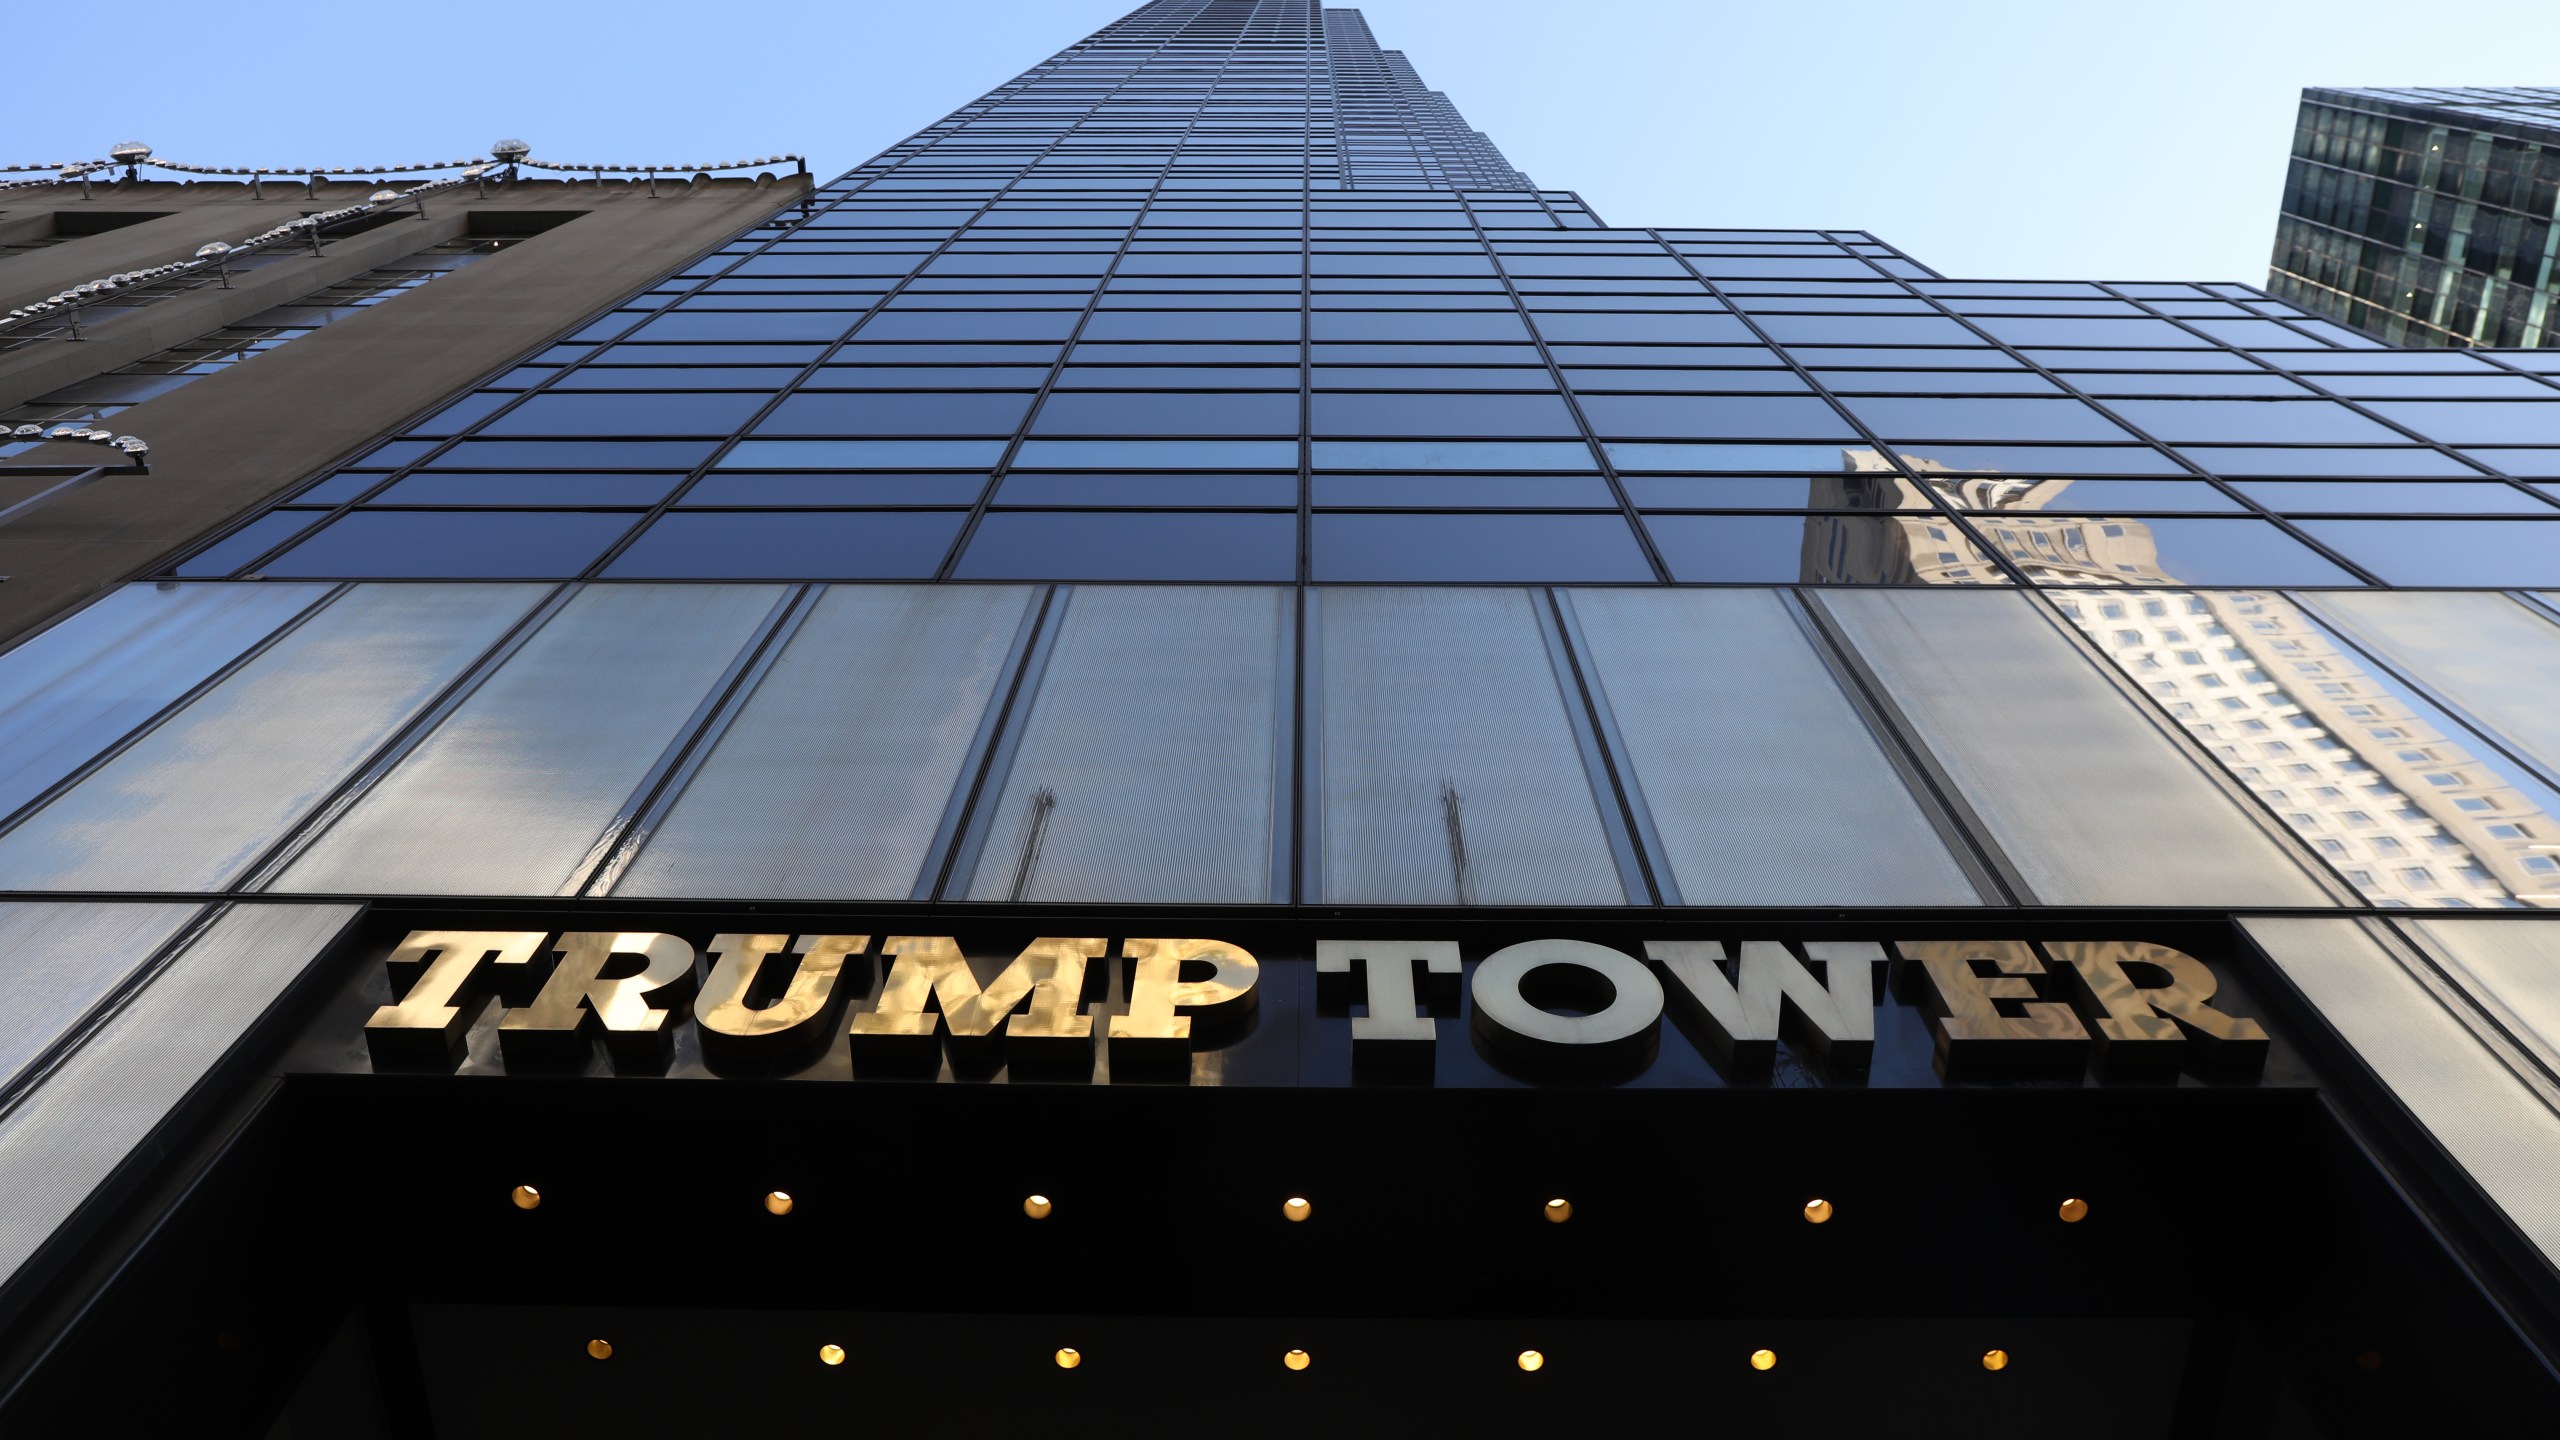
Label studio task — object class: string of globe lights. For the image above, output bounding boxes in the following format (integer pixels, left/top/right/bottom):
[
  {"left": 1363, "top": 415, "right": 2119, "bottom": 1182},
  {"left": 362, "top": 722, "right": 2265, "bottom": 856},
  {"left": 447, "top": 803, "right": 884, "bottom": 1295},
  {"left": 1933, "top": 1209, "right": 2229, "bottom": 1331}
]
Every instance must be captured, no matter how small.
[
  {"left": 0, "top": 139, "right": 807, "bottom": 343},
  {"left": 2, "top": 139, "right": 806, "bottom": 200}
]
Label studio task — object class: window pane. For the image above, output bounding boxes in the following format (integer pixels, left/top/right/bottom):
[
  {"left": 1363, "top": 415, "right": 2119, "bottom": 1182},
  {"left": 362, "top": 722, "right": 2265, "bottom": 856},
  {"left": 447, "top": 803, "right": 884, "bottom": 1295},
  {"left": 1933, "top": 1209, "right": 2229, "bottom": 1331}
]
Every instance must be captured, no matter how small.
[
  {"left": 1566, "top": 588, "right": 1978, "bottom": 905},
  {"left": 1971, "top": 516, "right": 2359, "bottom": 586},
  {"left": 756, "top": 392, "right": 1036, "bottom": 436},
  {"left": 1576, "top": 395, "right": 1858, "bottom": 440},
  {"left": 274, "top": 585, "right": 783, "bottom": 895},
  {"left": 2307, "top": 591, "right": 2560, "bottom": 780},
  {"left": 0, "top": 903, "right": 205, "bottom": 1093},
  {"left": 2294, "top": 520, "right": 2560, "bottom": 587},
  {"left": 2242, "top": 916, "right": 2560, "bottom": 1270},
  {"left": 2233, "top": 481, "right": 2555, "bottom": 515},
  {"left": 956, "top": 512, "right": 1297, "bottom": 581},
  {"left": 0, "top": 585, "right": 545, "bottom": 891},
  {"left": 1316, "top": 587, "right": 1628, "bottom": 905},
  {"left": 1031, "top": 391, "right": 1299, "bottom": 435},
  {"left": 604, "top": 512, "right": 968, "bottom": 579},
  {"left": 960, "top": 586, "right": 1288, "bottom": 903},
  {"left": 260, "top": 512, "right": 638, "bottom": 580},
  {"left": 616, "top": 586, "right": 1036, "bottom": 900},
  {"left": 1815, "top": 588, "right": 2332, "bottom": 906},
  {"left": 1313, "top": 514, "right": 1651, "bottom": 582},
  {"left": 0, "top": 584, "right": 329, "bottom": 821},
  {"left": 1841, "top": 396, "right": 2136, "bottom": 442},
  {"left": 1311, "top": 392, "right": 1579, "bottom": 436},
  {"left": 480, "top": 392, "right": 769, "bottom": 436}
]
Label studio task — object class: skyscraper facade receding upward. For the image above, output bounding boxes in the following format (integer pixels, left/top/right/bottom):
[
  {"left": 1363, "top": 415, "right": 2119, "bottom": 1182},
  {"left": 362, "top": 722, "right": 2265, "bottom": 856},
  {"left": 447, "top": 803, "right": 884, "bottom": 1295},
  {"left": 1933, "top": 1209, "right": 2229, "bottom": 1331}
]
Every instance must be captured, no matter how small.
[
  {"left": 2271, "top": 85, "right": 2560, "bottom": 348},
  {"left": 5, "top": 6, "right": 2560, "bottom": 1433}
]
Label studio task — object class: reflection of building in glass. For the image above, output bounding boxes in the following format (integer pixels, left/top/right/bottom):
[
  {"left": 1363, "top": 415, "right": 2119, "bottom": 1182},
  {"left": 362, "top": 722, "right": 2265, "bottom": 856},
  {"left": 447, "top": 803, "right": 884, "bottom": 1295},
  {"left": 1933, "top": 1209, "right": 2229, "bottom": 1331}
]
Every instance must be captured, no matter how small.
[
  {"left": 1819, "top": 453, "right": 2560, "bottom": 908},
  {"left": 2054, "top": 590, "right": 2560, "bottom": 909},
  {"left": 1808, "top": 450, "right": 2173, "bottom": 586},
  {"left": 1799, "top": 450, "right": 2007, "bottom": 584}
]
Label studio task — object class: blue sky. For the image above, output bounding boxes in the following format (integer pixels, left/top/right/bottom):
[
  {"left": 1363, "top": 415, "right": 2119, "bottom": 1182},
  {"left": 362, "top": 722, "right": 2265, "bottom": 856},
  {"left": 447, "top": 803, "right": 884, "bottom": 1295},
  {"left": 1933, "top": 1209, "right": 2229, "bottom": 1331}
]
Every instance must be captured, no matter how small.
[{"left": 21, "top": 0, "right": 2560, "bottom": 284}]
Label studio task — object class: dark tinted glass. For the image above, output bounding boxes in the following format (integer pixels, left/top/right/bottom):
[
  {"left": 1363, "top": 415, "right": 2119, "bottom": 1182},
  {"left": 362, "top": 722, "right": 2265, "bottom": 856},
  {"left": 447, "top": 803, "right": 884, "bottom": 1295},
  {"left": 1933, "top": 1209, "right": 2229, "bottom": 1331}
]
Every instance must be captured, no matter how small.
[
  {"left": 603, "top": 511, "right": 969, "bottom": 579},
  {"left": 956, "top": 511, "right": 1297, "bottom": 580},
  {"left": 1311, "top": 513, "right": 1652, "bottom": 581},
  {"left": 260, "top": 511, "right": 637, "bottom": 578},
  {"left": 2295, "top": 520, "right": 2560, "bottom": 587}
]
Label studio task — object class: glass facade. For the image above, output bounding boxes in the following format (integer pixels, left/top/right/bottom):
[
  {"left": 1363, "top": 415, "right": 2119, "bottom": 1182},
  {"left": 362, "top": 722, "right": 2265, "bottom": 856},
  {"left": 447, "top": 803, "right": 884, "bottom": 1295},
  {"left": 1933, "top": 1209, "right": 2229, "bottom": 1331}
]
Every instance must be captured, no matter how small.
[
  {"left": 2271, "top": 86, "right": 2560, "bottom": 349},
  {"left": 8, "top": 7, "right": 2560, "bottom": 1427}
]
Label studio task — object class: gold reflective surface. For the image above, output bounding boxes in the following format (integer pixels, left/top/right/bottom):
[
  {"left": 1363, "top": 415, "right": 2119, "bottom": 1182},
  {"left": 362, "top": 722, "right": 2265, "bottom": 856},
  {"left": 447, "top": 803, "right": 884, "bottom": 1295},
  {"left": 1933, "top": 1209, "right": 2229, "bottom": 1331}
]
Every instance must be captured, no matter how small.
[
  {"left": 1054, "top": 1347, "right": 1081, "bottom": 1370},
  {"left": 1543, "top": 1198, "right": 1572, "bottom": 1224},
  {"left": 1983, "top": 1349, "right": 2011, "bottom": 1372},
  {"left": 1283, "top": 1348, "right": 1311, "bottom": 1371},
  {"left": 1023, "top": 1194, "right": 1053, "bottom": 1220},
  {"left": 1804, "top": 1198, "right": 1834, "bottom": 1225},
  {"left": 1109, "top": 937, "right": 1260, "bottom": 1062},
  {"left": 499, "top": 932, "right": 698, "bottom": 1070},
  {"left": 2059, "top": 1197, "right": 2090, "bottom": 1224},
  {"left": 365, "top": 930, "right": 547, "bottom": 1058},
  {"left": 1903, "top": 940, "right": 2090, "bottom": 1073},
  {"left": 1750, "top": 1348, "right": 1777, "bottom": 1371},
  {"left": 586, "top": 1339, "right": 612, "bottom": 1361},
  {"left": 853, "top": 936, "right": 1105, "bottom": 1068},
  {"left": 502, "top": 932, "right": 695, "bottom": 1034},
  {"left": 818, "top": 1343, "right": 845, "bottom": 1367},
  {"left": 2046, "top": 940, "right": 2271, "bottom": 1074},
  {"left": 1282, "top": 1196, "right": 1312, "bottom": 1223},
  {"left": 763, "top": 1190, "right": 793, "bottom": 1216},
  {"left": 509, "top": 1184, "right": 541, "bottom": 1211},
  {"left": 697, "top": 933, "right": 866, "bottom": 1048},
  {"left": 1516, "top": 1350, "right": 1545, "bottom": 1373}
]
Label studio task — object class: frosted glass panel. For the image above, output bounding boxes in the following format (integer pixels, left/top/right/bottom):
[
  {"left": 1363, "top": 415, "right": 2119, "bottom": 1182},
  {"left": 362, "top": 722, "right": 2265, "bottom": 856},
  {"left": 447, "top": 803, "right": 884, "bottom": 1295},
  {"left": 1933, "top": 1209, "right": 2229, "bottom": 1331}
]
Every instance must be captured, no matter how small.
[
  {"left": 0, "top": 903, "right": 358, "bottom": 1290},
  {"left": 0, "top": 585, "right": 543, "bottom": 892},
  {"left": 2405, "top": 919, "right": 2560, "bottom": 1084},
  {"left": 0, "top": 583, "right": 328, "bottom": 822},
  {"left": 1566, "top": 588, "right": 1979, "bottom": 906},
  {"left": 0, "top": 902, "right": 203, "bottom": 1092},
  {"left": 963, "top": 585, "right": 1288, "bottom": 903},
  {"left": 275, "top": 584, "right": 783, "bottom": 896},
  {"left": 2245, "top": 915, "right": 2560, "bottom": 1272},
  {"left": 1318, "top": 587, "right": 1627, "bottom": 906},
  {"left": 1818, "top": 589, "right": 2330, "bottom": 907},
  {"left": 2309, "top": 591, "right": 2560, "bottom": 779},
  {"left": 619, "top": 584, "right": 1035, "bottom": 899}
]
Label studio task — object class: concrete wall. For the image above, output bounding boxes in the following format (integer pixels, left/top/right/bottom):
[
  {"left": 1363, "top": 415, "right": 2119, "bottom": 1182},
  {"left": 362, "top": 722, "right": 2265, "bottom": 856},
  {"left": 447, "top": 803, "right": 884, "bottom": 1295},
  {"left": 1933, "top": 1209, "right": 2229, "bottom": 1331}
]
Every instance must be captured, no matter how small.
[{"left": 0, "top": 173, "right": 807, "bottom": 644}]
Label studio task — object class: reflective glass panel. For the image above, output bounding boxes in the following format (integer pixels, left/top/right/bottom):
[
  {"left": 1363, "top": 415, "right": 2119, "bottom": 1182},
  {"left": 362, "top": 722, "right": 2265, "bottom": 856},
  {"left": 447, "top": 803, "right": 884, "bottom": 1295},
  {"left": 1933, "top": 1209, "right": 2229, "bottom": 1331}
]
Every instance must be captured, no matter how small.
[
  {"left": 619, "top": 585, "right": 1036, "bottom": 900},
  {"left": 1316, "top": 587, "right": 1628, "bottom": 905},
  {"left": 960, "top": 586, "right": 1288, "bottom": 903}
]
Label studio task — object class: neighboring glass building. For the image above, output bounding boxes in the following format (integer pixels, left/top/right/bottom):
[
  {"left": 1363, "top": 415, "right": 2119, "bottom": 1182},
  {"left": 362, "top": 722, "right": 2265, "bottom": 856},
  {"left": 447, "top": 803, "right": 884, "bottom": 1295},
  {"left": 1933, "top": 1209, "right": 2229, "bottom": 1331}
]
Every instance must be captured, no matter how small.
[
  {"left": 4, "top": 6, "right": 2560, "bottom": 1433},
  {"left": 2270, "top": 85, "right": 2560, "bottom": 347}
]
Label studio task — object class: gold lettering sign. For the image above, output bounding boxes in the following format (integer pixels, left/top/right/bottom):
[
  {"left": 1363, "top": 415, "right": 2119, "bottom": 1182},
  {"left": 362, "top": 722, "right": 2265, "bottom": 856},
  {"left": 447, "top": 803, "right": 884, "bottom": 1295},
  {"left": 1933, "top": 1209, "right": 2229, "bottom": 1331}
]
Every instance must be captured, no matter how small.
[
  {"left": 850, "top": 936, "right": 1105, "bottom": 1072},
  {"left": 1903, "top": 940, "right": 2090, "bottom": 1076},
  {"left": 1109, "top": 937, "right": 1259, "bottom": 1065},
  {"left": 364, "top": 930, "right": 547, "bottom": 1062},
  {"left": 696, "top": 933, "right": 868, "bottom": 1061},
  {"left": 357, "top": 928, "right": 2272, "bottom": 1086},
  {"left": 2046, "top": 940, "right": 2270, "bottom": 1076},
  {"left": 498, "top": 932, "right": 697, "bottom": 1071}
]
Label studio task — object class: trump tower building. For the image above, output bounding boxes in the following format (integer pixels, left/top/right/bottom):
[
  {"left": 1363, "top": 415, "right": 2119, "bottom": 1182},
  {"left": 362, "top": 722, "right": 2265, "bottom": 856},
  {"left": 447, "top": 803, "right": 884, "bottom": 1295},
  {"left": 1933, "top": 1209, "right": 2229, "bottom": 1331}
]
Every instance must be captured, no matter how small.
[{"left": 2, "top": 4, "right": 2560, "bottom": 1434}]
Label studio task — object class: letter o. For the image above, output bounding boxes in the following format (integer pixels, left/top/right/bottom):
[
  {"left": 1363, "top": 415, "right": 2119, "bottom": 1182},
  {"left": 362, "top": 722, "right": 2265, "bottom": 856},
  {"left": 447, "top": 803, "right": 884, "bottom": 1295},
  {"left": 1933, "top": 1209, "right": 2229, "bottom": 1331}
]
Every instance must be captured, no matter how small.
[{"left": 1469, "top": 939, "right": 1663, "bottom": 1075}]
